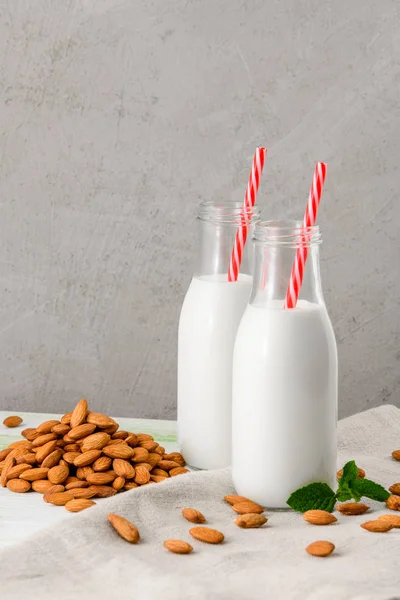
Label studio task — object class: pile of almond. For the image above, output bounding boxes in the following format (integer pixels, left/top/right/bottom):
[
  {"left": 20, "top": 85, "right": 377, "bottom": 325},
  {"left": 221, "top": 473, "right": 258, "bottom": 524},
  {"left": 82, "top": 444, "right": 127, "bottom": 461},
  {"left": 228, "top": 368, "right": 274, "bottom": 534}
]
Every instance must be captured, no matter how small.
[{"left": 0, "top": 399, "right": 187, "bottom": 512}]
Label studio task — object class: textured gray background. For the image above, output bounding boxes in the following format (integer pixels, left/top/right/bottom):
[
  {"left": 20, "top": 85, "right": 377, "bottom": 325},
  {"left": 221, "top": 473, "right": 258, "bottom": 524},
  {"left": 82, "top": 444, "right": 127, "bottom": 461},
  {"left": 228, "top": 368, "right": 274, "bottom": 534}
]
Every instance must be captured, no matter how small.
[{"left": 0, "top": 0, "right": 399, "bottom": 419}]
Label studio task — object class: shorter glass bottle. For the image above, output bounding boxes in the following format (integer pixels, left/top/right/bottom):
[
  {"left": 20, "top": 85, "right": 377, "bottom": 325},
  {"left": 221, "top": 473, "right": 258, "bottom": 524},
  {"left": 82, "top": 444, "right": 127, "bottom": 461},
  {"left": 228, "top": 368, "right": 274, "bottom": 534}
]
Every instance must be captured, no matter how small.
[
  {"left": 232, "top": 221, "right": 337, "bottom": 508},
  {"left": 178, "top": 201, "right": 261, "bottom": 470}
]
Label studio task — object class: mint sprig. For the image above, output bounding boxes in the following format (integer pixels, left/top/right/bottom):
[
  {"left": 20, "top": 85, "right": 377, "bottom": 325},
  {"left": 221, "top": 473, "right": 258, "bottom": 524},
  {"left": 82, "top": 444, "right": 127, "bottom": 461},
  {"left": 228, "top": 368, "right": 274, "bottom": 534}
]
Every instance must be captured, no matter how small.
[{"left": 287, "top": 460, "right": 390, "bottom": 513}]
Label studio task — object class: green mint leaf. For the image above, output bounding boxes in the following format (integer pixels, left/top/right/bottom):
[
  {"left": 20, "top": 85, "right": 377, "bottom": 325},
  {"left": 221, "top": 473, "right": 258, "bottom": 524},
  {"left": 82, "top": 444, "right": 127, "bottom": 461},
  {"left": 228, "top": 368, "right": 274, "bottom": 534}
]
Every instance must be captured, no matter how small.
[
  {"left": 338, "top": 460, "right": 359, "bottom": 486},
  {"left": 352, "top": 478, "right": 390, "bottom": 502},
  {"left": 287, "top": 482, "right": 336, "bottom": 513},
  {"left": 335, "top": 486, "right": 356, "bottom": 502}
]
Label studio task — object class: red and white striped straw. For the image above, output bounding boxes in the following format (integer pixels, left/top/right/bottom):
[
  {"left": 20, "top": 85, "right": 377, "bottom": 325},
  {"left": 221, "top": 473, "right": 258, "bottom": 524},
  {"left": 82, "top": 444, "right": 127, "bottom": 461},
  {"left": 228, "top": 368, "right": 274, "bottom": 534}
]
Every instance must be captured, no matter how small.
[
  {"left": 284, "top": 162, "right": 327, "bottom": 309},
  {"left": 228, "top": 147, "right": 267, "bottom": 282}
]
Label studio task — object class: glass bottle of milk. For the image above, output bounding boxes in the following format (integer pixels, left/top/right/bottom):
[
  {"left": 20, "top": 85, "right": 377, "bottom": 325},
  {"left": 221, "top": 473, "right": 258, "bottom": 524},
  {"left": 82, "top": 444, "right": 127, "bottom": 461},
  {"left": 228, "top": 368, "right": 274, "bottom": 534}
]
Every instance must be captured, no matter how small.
[
  {"left": 232, "top": 221, "right": 337, "bottom": 508},
  {"left": 178, "top": 201, "right": 261, "bottom": 470}
]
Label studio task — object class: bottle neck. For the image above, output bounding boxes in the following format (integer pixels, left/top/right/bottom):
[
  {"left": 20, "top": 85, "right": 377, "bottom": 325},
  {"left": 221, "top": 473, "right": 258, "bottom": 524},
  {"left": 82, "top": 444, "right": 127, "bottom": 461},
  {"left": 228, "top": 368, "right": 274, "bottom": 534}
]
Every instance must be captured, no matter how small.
[
  {"left": 250, "top": 220, "right": 324, "bottom": 307},
  {"left": 194, "top": 201, "right": 261, "bottom": 279}
]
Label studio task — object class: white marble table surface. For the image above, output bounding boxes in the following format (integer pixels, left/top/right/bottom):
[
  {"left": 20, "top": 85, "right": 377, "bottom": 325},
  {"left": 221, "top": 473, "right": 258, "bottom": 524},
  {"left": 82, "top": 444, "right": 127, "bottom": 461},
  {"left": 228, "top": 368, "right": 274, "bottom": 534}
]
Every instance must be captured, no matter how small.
[{"left": 0, "top": 411, "right": 178, "bottom": 549}]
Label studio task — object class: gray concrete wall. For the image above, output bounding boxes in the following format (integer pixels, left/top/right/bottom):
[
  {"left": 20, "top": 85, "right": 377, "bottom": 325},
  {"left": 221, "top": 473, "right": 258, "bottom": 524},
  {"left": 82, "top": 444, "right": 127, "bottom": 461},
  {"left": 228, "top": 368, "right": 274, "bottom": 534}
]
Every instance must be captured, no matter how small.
[{"left": 0, "top": 0, "right": 399, "bottom": 419}]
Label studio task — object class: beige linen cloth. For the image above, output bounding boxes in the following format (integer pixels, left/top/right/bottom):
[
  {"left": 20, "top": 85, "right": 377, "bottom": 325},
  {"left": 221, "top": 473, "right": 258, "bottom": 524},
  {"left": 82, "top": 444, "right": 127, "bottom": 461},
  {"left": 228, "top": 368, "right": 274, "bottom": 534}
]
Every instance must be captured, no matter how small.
[{"left": 1, "top": 405, "right": 400, "bottom": 600}]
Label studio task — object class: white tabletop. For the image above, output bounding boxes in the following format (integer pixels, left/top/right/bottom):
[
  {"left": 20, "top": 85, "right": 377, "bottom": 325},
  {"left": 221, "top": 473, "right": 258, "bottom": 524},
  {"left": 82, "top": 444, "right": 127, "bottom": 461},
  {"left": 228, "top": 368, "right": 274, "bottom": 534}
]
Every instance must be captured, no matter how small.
[{"left": 0, "top": 411, "right": 178, "bottom": 549}]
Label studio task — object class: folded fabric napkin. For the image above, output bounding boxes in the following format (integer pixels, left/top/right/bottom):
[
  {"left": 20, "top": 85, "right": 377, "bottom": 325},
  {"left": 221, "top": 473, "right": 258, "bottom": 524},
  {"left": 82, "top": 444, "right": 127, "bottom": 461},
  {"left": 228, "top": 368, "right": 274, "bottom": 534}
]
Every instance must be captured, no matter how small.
[{"left": 1, "top": 405, "right": 400, "bottom": 600}]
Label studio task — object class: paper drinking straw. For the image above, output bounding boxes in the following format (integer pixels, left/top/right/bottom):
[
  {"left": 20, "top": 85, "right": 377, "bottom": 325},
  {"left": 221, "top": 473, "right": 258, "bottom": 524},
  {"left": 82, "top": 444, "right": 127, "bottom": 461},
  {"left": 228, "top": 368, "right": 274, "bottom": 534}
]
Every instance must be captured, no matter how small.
[
  {"left": 228, "top": 147, "right": 267, "bottom": 282},
  {"left": 284, "top": 162, "right": 327, "bottom": 308}
]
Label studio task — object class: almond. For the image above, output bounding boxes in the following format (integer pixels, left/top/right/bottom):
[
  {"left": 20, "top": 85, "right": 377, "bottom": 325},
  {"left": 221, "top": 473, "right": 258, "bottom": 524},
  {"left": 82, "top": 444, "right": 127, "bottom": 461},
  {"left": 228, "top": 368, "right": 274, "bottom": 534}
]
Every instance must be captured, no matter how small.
[
  {"left": 73, "top": 450, "right": 101, "bottom": 467},
  {"left": 232, "top": 501, "right": 264, "bottom": 515},
  {"left": 1, "top": 455, "right": 16, "bottom": 487},
  {"left": 63, "top": 452, "right": 81, "bottom": 465},
  {"left": 136, "top": 433, "right": 154, "bottom": 442},
  {"left": 235, "top": 514, "right": 268, "bottom": 528},
  {"left": 170, "top": 467, "right": 190, "bottom": 477},
  {"left": 51, "top": 423, "right": 71, "bottom": 436},
  {"left": 163, "top": 452, "right": 186, "bottom": 467},
  {"left": 68, "top": 423, "right": 96, "bottom": 440},
  {"left": 389, "top": 483, "right": 400, "bottom": 495},
  {"left": 224, "top": 494, "right": 253, "bottom": 506},
  {"left": 8, "top": 446, "right": 30, "bottom": 460},
  {"left": 392, "top": 450, "right": 400, "bottom": 461},
  {"left": 86, "top": 412, "right": 116, "bottom": 429},
  {"left": 108, "top": 513, "right": 140, "bottom": 543},
  {"left": 152, "top": 468, "right": 169, "bottom": 478},
  {"left": 16, "top": 453, "right": 37, "bottom": 465},
  {"left": 88, "top": 485, "right": 117, "bottom": 498},
  {"left": 64, "top": 443, "right": 81, "bottom": 452},
  {"left": 154, "top": 445, "right": 165, "bottom": 455},
  {"left": 65, "top": 480, "right": 90, "bottom": 490},
  {"left": 182, "top": 508, "right": 206, "bottom": 524},
  {"left": 103, "top": 444, "right": 134, "bottom": 460},
  {"left": 158, "top": 460, "right": 180, "bottom": 471},
  {"left": 146, "top": 453, "right": 162, "bottom": 468},
  {"left": 361, "top": 520, "right": 393, "bottom": 532},
  {"left": 21, "top": 428, "right": 40, "bottom": 441},
  {"left": 45, "top": 491, "right": 74, "bottom": 506},
  {"left": 32, "top": 479, "right": 55, "bottom": 493},
  {"left": 125, "top": 434, "right": 138, "bottom": 447},
  {"left": 6, "top": 464, "right": 32, "bottom": 480},
  {"left": 92, "top": 457, "right": 111, "bottom": 472},
  {"left": 138, "top": 440, "right": 159, "bottom": 452},
  {"left": 150, "top": 475, "right": 168, "bottom": 483},
  {"left": 61, "top": 412, "right": 72, "bottom": 424},
  {"left": 68, "top": 487, "right": 97, "bottom": 499},
  {"left": 7, "top": 479, "right": 31, "bottom": 493},
  {"left": 8, "top": 440, "right": 32, "bottom": 450},
  {"left": 124, "top": 482, "right": 138, "bottom": 491},
  {"left": 386, "top": 495, "right": 400, "bottom": 511},
  {"left": 113, "top": 459, "right": 136, "bottom": 479},
  {"left": 0, "top": 448, "right": 12, "bottom": 461},
  {"left": 43, "top": 485, "right": 66, "bottom": 502},
  {"left": 337, "top": 467, "right": 365, "bottom": 480},
  {"left": 131, "top": 447, "right": 149, "bottom": 462},
  {"left": 336, "top": 502, "right": 370, "bottom": 515},
  {"left": 31, "top": 433, "right": 57, "bottom": 448},
  {"left": 65, "top": 498, "right": 96, "bottom": 512},
  {"left": 70, "top": 398, "right": 88, "bottom": 428},
  {"left": 81, "top": 432, "right": 111, "bottom": 452},
  {"left": 20, "top": 467, "right": 49, "bottom": 481},
  {"left": 306, "top": 540, "right": 335, "bottom": 557},
  {"left": 3, "top": 415, "right": 23, "bottom": 428},
  {"left": 303, "top": 510, "right": 338, "bottom": 525},
  {"left": 377, "top": 514, "right": 400, "bottom": 528},
  {"left": 189, "top": 527, "right": 224, "bottom": 544},
  {"left": 112, "top": 430, "right": 129, "bottom": 440},
  {"left": 86, "top": 471, "right": 116, "bottom": 485},
  {"left": 134, "top": 465, "right": 150, "bottom": 485},
  {"left": 41, "top": 449, "right": 64, "bottom": 469},
  {"left": 48, "top": 464, "right": 69, "bottom": 484},
  {"left": 35, "top": 440, "right": 58, "bottom": 464},
  {"left": 36, "top": 420, "right": 61, "bottom": 434},
  {"left": 112, "top": 476, "right": 126, "bottom": 491},
  {"left": 76, "top": 466, "right": 94, "bottom": 480},
  {"left": 163, "top": 540, "right": 193, "bottom": 554}
]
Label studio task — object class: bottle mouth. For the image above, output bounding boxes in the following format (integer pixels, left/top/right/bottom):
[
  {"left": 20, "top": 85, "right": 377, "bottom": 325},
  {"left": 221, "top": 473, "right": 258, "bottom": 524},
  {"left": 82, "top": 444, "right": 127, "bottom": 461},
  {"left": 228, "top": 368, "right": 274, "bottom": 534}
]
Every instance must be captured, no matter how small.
[
  {"left": 254, "top": 220, "right": 322, "bottom": 246},
  {"left": 197, "top": 201, "right": 262, "bottom": 225}
]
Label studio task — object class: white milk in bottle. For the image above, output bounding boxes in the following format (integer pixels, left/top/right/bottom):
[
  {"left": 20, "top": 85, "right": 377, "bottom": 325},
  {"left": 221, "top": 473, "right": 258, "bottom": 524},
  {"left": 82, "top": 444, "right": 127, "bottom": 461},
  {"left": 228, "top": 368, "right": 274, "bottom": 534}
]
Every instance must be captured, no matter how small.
[
  {"left": 232, "top": 221, "right": 337, "bottom": 507},
  {"left": 178, "top": 201, "right": 261, "bottom": 469}
]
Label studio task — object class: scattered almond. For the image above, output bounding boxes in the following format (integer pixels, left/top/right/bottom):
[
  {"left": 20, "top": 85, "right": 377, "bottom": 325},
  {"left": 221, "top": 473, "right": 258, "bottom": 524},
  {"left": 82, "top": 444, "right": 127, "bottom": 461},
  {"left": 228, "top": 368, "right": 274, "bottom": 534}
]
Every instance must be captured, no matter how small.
[
  {"left": 189, "top": 527, "right": 224, "bottom": 544},
  {"left": 108, "top": 513, "right": 140, "bottom": 543},
  {"left": 386, "top": 495, "right": 400, "bottom": 511},
  {"left": 65, "top": 498, "right": 96, "bottom": 512},
  {"left": 392, "top": 450, "right": 400, "bottom": 462},
  {"left": 163, "top": 540, "right": 193, "bottom": 554},
  {"left": 232, "top": 501, "right": 264, "bottom": 515},
  {"left": 336, "top": 503, "right": 370, "bottom": 515},
  {"left": 303, "top": 510, "right": 337, "bottom": 525},
  {"left": 235, "top": 514, "right": 268, "bottom": 528},
  {"left": 306, "top": 540, "right": 335, "bottom": 557},
  {"left": 3, "top": 416, "right": 23, "bottom": 428},
  {"left": 224, "top": 494, "right": 255, "bottom": 506},
  {"left": 361, "top": 520, "right": 393, "bottom": 532},
  {"left": 389, "top": 483, "right": 400, "bottom": 495},
  {"left": 377, "top": 514, "right": 400, "bottom": 528},
  {"left": 182, "top": 508, "right": 206, "bottom": 524}
]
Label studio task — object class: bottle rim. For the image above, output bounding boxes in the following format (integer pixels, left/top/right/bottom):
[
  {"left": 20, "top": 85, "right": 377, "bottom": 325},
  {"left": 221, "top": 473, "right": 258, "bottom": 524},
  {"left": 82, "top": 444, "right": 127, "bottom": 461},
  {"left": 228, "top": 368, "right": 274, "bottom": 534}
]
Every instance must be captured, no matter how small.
[
  {"left": 197, "top": 200, "right": 262, "bottom": 225},
  {"left": 254, "top": 220, "right": 322, "bottom": 246}
]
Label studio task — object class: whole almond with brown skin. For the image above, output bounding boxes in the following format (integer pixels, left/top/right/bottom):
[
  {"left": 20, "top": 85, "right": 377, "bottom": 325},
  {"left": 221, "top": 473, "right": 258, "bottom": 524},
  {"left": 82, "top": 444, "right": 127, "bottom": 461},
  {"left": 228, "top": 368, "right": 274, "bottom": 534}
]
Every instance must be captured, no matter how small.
[
  {"left": 76, "top": 466, "right": 94, "bottom": 480},
  {"left": 93, "top": 456, "right": 112, "bottom": 472},
  {"left": 336, "top": 503, "right": 370, "bottom": 515},
  {"left": 182, "top": 508, "right": 206, "bottom": 524},
  {"left": 306, "top": 541, "right": 335, "bottom": 557},
  {"left": 103, "top": 424, "right": 119, "bottom": 435},
  {"left": 124, "top": 482, "right": 138, "bottom": 491},
  {"left": 86, "top": 471, "right": 116, "bottom": 485},
  {"left": 35, "top": 440, "right": 58, "bottom": 464},
  {"left": 73, "top": 450, "right": 101, "bottom": 467},
  {"left": 361, "top": 520, "right": 393, "bottom": 532},
  {"left": 138, "top": 440, "right": 159, "bottom": 452},
  {"left": 61, "top": 412, "right": 72, "bottom": 424},
  {"left": 189, "top": 527, "right": 224, "bottom": 544},
  {"left": 158, "top": 460, "right": 180, "bottom": 471},
  {"left": 170, "top": 467, "right": 190, "bottom": 477},
  {"left": 386, "top": 495, "right": 400, "bottom": 511},
  {"left": 378, "top": 514, "right": 400, "bottom": 528},
  {"left": 389, "top": 483, "right": 400, "bottom": 495},
  {"left": 68, "top": 423, "right": 96, "bottom": 440},
  {"left": 9, "top": 446, "right": 29, "bottom": 460},
  {"left": 20, "top": 467, "right": 49, "bottom": 482},
  {"left": 112, "top": 476, "right": 126, "bottom": 491},
  {"left": 41, "top": 449, "right": 64, "bottom": 469},
  {"left": 303, "top": 510, "right": 338, "bottom": 525},
  {"left": 108, "top": 513, "right": 140, "bottom": 543},
  {"left": 1, "top": 455, "right": 16, "bottom": 487},
  {"left": 154, "top": 445, "right": 165, "bottom": 455},
  {"left": 392, "top": 450, "right": 400, "bottom": 461},
  {"left": 163, "top": 540, "right": 193, "bottom": 554},
  {"left": 107, "top": 439, "right": 125, "bottom": 446},
  {"left": 146, "top": 453, "right": 162, "bottom": 468},
  {"left": 9, "top": 440, "right": 32, "bottom": 450},
  {"left": 337, "top": 467, "right": 365, "bottom": 480},
  {"left": 70, "top": 398, "right": 88, "bottom": 429},
  {"left": 51, "top": 423, "right": 70, "bottom": 436},
  {"left": 135, "top": 462, "right": 153, "bottom": 471},
  {"left": 32, "top": 479, "right": 54, "bottom": 493},
  {"left": 103, "top": 444, "right": 134, "bottom": 460},
  {"left": 31, "top": 433, "right": 57, "bottom": 448},
  {"left": 68, "top": 487, "right": 97, "bottom": 499},
  {"left": 88, "top": 485, "right": 117, "bottom": 498},
  {"left": 125, "top": 434, "right": 138, "bottom": 448},
  {"left": 21, "top": 428, "right": 39, "bottom": 441},
  {"left": 224, "top": 494, "right": 253, "bottom": 506},
  {"left": 232, "top": 501, "right": 264, "bottom": 515},
  {"left": 16, "top": 453, "right": 37, "bottom": 466},
  {"left": 152, "top": 468, "right": 169, "bottom": 478},
  {"left": 7, "top": 479, "right": 31, "bottom": 493},
  {"left": 86, "top": 412, "right": 116, "bottom": 429},
  {"left": 65, "top": 480, "right": 89, "bottom": 490},
  {"left": 112, "top": 431, "right": 129, "bottom": 440},
  {"left": 63, "top": 452, "right": 81, "bottom": 465},
  {"left": 235, "top": 514, "right": 268, "bottom": 528},
  {"left": 134, "top": 465, "right": 150, "bottom": 485},
  {"left": 6, "top": 464, "right": 32, "bottom": 480},
  {"left": 81, "top": 432, "right": 111, "bottom": 452},
  {"left": 64, "top": 443, "right": 80, "bottom": 452},
  {"left": 43, "top": 485, "right": 65, "bottom": 502},
  {"left": 46, "top": 491, "right": 74, "bottom": 506},
  {"left": 113, "top": 459, "right": 136, "bottom": 479},
  {"left": 36, "top": 420, "right": 61, "bottom": 434},
  {"left": 65, "top": 498, "right": 96, "bottom": 512},
  {"left": 48, "top": 464, "right": 70, "bottom": 484},
  {"left": 132, "top": 447, "right": 149, "bottom": 462},
  {"left": 0, "top": 448, "right": 12, "bottom": 461},
  {"left": 163, "top": 452, "right": 186, "bottom": 467},
  {"left": 136, "top": 433, "right": 154, "bottom": 442},
  {"left": 150, "top": 475, "right": 168, "bottom": 483},
  {"left": 3, "top": 415, "right": 23, "bottom": 428}
]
